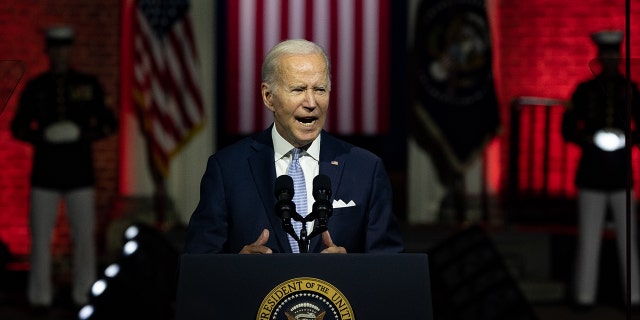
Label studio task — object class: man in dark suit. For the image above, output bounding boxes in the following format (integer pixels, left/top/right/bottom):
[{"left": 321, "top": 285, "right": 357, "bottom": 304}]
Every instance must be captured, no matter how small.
[{"left": 183, "top": 39, "right": 404, "bottom": 254}]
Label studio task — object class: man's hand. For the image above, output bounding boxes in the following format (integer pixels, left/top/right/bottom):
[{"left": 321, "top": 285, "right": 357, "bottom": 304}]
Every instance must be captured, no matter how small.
[
  {"left": 239, "top": 229, "right": 273, "bottom": 254},
  {"left": 320, "top": 231, "right": 347, "bottom": 254}
]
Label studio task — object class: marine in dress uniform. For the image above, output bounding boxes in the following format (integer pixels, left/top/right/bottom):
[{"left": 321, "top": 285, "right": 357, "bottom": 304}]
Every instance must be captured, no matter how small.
[
  {"left": 562, "top": 29, "right": 640, "bottom": 308},
  {"left": 10, "top": 26, "right": 117, "bottom": 311}
]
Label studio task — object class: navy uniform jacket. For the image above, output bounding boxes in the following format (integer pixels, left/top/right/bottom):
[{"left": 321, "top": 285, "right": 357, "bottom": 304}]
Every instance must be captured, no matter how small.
[
  {"left": 562, "top": 73, "right": 640, "bottom": 191},
  {"left": 183, "top": 127, "right": 405, "bottom": 254},
  {"left": 11, "top": 69, "right": 117, "bottom": 190}
]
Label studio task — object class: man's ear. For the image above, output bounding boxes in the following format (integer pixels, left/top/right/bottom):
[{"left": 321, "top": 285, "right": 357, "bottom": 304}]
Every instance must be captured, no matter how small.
[{"left": 262, "top": 83, "right": 275, "bottom": 111}]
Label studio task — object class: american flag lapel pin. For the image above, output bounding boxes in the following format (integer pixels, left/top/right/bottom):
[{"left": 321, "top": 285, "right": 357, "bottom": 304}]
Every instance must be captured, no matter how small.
[{"left": 331, "top": 161, "right": 339, "bottom": 166}]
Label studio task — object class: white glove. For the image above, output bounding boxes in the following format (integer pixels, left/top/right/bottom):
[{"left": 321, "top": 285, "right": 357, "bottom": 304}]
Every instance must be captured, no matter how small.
[
  {"left": 593, "top": 128, "right": 625, "bottom": 151},
  {"left": 44, "top": 120, "right": 81, "bottom": 143}
]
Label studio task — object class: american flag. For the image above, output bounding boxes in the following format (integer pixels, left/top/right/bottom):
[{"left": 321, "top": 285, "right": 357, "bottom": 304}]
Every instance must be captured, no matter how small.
[
  {"left": 132, "top": 0, "right": 204, "bottom": 176},
  {"left": 224, "top": 0, "right": 390, "bottom": 135}
]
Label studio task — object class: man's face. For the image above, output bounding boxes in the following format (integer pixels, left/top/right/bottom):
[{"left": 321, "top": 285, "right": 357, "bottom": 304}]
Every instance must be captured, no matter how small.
[
  {"left": 47, "top": 45, "right": 71, "bottom": 74},
  {"left": 598, "top": 50, "right": 621, "bottom": 77},
  {"left": 262, "top": 53, "right": 330, "bottom": 148}
]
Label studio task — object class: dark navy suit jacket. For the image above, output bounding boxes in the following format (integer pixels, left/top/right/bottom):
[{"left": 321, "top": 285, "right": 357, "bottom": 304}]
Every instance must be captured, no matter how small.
[{"left": 183, "top": 127, "right": 404, "bottom": 254}]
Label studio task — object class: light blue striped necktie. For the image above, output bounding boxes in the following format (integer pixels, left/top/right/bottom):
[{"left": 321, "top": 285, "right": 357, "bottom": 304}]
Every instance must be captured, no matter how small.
[{"left": 288, "top": 148, "right": 307, "bottom": 253}]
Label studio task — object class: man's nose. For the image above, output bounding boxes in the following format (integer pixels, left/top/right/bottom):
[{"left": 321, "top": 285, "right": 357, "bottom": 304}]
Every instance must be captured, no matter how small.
[{"left": 303, "top": 90, "right": 317, "bottom": 107}]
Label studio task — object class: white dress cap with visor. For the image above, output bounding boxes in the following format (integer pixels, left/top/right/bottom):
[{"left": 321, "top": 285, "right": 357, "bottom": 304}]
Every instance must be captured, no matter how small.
[
  {"left": 590, "top": 29, "right": 623, "bottom": 51},
  {"left": 45, "top": 25, "right": 75, "bottom": 47}
]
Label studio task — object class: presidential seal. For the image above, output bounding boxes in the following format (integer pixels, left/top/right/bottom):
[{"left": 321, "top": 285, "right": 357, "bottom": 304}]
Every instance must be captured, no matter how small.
[{"left": 257, "top": 277, "right": 354, "bottom": 320}]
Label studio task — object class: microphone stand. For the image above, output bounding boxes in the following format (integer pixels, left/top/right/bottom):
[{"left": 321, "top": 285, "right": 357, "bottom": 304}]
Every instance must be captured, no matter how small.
[
  {"left": 285, "top": 211, "right": 329, "bottom": 253},
  {"left": 275, "top": 174, "right": 333, "bottom": 253},
  {"left": 291, "top": 212, "right": 312, "bottom": 253},
  {"left": 275, "top": 191, "right": 317, "bottom": 253},
  {"left": 293, "top": 209, "right": 332, "bottom": 253},
  {"left": 298, "top": 217, "right": 309, "bottom": 253}
]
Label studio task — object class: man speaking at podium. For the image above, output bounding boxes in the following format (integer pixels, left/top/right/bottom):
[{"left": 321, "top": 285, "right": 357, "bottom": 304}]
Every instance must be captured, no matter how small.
[{"left": 183, "top": 39, "right": 404, "bottom": 254}]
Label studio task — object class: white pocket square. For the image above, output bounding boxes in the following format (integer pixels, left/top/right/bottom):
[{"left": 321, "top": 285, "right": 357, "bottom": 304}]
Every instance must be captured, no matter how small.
[{"left": 332, "top": 199, "right": 356, "bottom": 208}]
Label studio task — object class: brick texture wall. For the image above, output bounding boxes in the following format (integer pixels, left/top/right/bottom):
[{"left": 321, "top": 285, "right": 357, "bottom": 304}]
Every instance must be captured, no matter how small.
[
  {"left": 0, "top": 0, "right": 120, "bottom": 258},
  {"left": 493, "top": 0, "right": 640, "bottom": 193},
  {"left": 497, "top": 0, "right": 639, "bottom": 115}
]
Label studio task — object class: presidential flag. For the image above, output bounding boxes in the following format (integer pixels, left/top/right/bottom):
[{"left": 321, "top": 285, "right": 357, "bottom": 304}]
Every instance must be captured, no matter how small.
[
  {"left": 222, "top": 0, "right": 390, "bottom": 135},
  {"left": 410, "top": 0, "right": 500, "bottom": 183},
  {"left": 132, "top": 0, "right": 205, "bottom": 177}
]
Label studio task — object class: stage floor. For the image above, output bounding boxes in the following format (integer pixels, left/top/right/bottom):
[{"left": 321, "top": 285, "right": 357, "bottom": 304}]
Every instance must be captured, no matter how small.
[{"left": 1, "top": 221, "right": 639, "bottom": 320}]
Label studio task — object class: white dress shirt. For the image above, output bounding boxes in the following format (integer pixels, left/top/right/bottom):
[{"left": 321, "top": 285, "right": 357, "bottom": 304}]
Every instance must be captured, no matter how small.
[{"left": 272, "top": 125, "right": 320, "bottom": 232}]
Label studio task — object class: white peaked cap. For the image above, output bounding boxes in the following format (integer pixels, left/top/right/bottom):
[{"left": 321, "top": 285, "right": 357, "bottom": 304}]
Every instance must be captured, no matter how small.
[
  {"left": 45, "top": 25, "right": 75, "bottom": 46},
  {"left": 590, "top": 29, "right": 623, "bottom": 47}
]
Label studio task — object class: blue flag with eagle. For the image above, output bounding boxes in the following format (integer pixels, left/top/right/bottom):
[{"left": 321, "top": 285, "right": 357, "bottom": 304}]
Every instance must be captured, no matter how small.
[{"left": 411, "top": 0, "right": 500, "bottom": 185}]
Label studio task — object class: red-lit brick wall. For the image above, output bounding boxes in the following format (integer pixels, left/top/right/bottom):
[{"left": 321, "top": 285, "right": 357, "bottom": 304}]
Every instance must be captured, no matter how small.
[
  {"left": 0, "top": 1, "right": 120, "bottom": 258},
  {"left": 492, "top": 0, "right": 640, "bottom": 196},
  {"left": 497, "top": 0, "right": 638, "bottom": 101}
]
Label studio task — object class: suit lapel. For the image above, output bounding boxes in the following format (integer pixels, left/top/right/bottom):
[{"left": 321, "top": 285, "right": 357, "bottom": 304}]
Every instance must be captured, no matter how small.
[
  {"left": 309, "top": 132, "right": 346, "bottom": 252},
  {"left": 248, "top": 128, "right": 290, "bottom": 252}
]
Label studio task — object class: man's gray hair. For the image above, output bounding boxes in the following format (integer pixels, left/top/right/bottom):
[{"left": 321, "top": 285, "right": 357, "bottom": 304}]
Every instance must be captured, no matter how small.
[{"left": 261, "top": 39, "right": 331, "bottom": 89}]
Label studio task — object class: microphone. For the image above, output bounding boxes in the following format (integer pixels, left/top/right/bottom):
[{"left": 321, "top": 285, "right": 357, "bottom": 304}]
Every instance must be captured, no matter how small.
[
  {"left": 312, "top": 174, "right": 333, "bottom": 230},
  {"left": 312, "top": 174, "right": 332, "bottom": 202},
  {"left": 275, "top": 175, "right": 297, "bottom": 239}
]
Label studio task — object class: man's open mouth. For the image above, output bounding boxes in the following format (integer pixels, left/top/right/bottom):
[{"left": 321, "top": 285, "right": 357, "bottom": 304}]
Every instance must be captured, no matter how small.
[{"left": 296, "top": 117, "right": 317, "bottom": 127}]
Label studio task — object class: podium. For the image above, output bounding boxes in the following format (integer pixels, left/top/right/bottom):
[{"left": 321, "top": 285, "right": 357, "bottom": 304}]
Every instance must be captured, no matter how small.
[{"left": 175, "top": 253, "right": 433, "bottom": 319}]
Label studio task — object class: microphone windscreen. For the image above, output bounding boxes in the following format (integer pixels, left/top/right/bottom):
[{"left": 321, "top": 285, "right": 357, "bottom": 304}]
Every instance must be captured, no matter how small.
[
  {"left": 313, "top": 174, "right": 331, "bottom": 194},
  {"left": 275, "top": 175, "right": 294, "bottom": 198}
]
